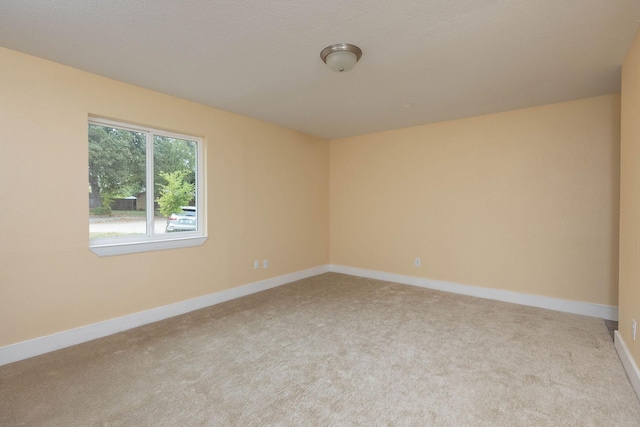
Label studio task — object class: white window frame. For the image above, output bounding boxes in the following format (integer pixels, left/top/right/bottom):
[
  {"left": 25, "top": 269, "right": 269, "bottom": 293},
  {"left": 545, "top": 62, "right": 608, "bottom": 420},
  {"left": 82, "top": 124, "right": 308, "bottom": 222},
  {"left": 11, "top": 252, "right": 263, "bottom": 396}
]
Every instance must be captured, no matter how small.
[{"left": 89, "top": 117, "right": 206, "bottom": 257}]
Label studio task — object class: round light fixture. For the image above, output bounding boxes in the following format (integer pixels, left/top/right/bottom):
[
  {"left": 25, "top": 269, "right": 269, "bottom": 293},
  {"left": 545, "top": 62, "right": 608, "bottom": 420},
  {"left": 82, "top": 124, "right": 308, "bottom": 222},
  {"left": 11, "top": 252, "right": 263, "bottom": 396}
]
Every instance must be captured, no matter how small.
[{"left": 320, "top": 43, "right": 363, "bottom": 72}]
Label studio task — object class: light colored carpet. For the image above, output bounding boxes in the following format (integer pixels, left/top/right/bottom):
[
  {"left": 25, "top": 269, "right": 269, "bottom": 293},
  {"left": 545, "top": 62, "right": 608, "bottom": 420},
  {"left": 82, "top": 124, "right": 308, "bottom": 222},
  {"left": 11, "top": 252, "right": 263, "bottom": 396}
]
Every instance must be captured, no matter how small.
[{"left": 1, "top": 272, "right": 639, "bottom": 426}]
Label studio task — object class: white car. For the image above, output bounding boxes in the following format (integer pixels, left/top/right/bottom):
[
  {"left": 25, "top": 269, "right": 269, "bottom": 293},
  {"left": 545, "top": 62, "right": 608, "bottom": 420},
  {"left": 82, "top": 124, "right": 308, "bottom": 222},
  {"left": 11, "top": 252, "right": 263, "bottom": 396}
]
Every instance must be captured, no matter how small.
[{"left": 166, "top": 206, "right": 196, "bottom": 232}]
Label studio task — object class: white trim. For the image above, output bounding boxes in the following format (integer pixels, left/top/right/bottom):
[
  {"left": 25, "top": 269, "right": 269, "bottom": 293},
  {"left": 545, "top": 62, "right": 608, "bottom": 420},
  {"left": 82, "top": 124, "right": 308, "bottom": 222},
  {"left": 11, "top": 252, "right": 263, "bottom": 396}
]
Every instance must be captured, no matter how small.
[
  {"left": 0, "top": 265, "right": 330, "bottom": 366},
  {"left": 614, "top": 331, "right": 640, "bottom": 400},
  {"left": 329, "top": 265, "right": 618, "bottom": 320},
  {"left": 90, "top": 235, "right": 207, "bottom": 257}
]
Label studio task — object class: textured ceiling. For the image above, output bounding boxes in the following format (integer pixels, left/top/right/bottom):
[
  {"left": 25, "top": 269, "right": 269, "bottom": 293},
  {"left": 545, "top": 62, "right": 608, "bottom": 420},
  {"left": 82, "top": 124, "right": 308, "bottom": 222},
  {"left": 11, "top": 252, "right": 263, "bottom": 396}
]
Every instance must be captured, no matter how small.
[{"left": 1, "top": 1, "right": 639, "bottom": 139}]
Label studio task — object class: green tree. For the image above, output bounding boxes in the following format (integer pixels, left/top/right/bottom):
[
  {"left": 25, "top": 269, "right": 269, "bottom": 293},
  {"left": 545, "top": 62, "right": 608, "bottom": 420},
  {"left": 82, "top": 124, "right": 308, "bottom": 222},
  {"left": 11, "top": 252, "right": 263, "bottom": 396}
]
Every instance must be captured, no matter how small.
[
  {"left": 153, "top": 136, "right": 196, "bottom": 191},
  {"left": 89, "top": 125, "right": 196, "bottom": 213},
  {"left": 88, "top": 124, "right": 145, "bottom": 209},
  {"left": 156, "top": 170, "right": 196, "bottom": 217}
]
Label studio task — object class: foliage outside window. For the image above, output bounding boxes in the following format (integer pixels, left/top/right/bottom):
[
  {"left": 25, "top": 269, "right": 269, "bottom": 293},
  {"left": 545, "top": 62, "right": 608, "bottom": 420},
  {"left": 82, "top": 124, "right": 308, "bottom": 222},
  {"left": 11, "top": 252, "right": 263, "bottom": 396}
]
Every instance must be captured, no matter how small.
[{"left": 88, "top": 118, "right": 205, "bottom": 256}]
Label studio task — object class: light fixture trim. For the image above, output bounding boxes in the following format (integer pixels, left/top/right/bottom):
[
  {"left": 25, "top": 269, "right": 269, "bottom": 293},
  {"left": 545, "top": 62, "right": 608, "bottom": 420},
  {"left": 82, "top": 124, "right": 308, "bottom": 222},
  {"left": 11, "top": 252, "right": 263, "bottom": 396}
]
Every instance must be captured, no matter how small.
[{"left": 320, "top": 43, "right": 363, "bottom": 72}]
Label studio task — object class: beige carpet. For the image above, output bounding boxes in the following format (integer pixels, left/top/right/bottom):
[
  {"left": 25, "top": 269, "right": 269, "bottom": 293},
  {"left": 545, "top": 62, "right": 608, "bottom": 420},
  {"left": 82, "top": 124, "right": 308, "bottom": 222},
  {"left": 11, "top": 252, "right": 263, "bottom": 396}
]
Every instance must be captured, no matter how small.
[{"left": 1, "top": 272, "right": 639, "bottom": 426}]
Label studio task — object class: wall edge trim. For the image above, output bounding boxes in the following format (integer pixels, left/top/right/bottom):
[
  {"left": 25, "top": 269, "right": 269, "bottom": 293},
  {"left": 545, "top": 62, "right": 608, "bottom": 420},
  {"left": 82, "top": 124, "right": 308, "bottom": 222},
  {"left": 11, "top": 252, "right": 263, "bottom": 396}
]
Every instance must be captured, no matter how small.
[
  {"left": 0, "top": 265, "right": 330, "bottom": 367},
  {"left": 614, "top": 330, "right": 640, "bottom": 400},
  {"left": 329, "top": 265, "right": 618, "bottom": 320}
]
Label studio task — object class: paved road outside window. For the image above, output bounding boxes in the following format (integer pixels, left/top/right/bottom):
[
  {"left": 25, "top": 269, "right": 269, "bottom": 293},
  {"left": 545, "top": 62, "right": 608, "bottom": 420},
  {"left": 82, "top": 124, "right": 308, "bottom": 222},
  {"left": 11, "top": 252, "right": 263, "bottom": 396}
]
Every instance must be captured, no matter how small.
[{"left": 90, "top": 216, "right": 168, "bottom": 235}]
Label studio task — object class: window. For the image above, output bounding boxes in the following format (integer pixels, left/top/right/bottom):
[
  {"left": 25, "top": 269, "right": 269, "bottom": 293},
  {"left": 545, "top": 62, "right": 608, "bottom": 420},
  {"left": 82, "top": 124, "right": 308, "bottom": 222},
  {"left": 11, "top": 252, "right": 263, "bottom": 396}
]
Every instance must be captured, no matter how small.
[{"left": 89, "top": 117, "right": 205, "bottom": 256}]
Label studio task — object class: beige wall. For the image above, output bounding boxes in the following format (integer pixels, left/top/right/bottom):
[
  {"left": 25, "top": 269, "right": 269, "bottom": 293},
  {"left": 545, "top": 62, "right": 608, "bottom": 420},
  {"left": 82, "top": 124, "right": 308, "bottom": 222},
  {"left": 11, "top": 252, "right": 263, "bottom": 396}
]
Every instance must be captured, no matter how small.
[
  {"left": 331, "top": 95, "right": 620, "bottom": 306},
  {"left": 0, "top": 48, "right": 330, "bottom": 347},
  {"left": 620, "top": 31, "right": 640, "bottom": 366},
  {"left": 0, "top": 44, "right": 625, "bottom": 352}
]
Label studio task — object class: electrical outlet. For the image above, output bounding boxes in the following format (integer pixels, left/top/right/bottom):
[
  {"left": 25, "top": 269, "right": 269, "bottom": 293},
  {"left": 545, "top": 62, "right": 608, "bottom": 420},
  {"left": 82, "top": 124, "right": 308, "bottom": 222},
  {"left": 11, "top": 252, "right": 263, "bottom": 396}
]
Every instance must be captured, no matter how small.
[
  {"left": 414, "top": 257, "right": 421, "bottom": 267},
  {"left": 254, "top": 260, "right": 259, "bottom": 270},
  {"left": 633, "top": 319, "right": 637, "bottom": 341},
  {"left": 263, "top": 259, "right": 269, "bottom": 269}
]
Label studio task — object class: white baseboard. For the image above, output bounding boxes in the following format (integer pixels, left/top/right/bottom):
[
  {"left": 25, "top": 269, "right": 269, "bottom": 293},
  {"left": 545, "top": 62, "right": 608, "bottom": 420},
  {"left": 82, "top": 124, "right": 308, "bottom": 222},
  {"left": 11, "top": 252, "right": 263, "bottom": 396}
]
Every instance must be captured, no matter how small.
[
  {"left": 615, "top": 331, "right": 640, "bottom": 400},
  {"left": 0, "top": 265, "right": 330, "bottom": 367},
  {"left": 0, "top": 264, "right": 618, "bottom": 367},
  {"left": 329, "top": 265, "right": 618, "bottom": 320}
]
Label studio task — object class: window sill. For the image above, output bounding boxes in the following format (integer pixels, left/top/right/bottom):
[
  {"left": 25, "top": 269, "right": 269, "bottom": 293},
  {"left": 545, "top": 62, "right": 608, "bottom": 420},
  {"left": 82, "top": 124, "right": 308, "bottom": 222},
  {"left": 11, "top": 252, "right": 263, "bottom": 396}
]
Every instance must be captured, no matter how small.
[{"left": 90, "top": 235, "right": 207, "bottom": 257}]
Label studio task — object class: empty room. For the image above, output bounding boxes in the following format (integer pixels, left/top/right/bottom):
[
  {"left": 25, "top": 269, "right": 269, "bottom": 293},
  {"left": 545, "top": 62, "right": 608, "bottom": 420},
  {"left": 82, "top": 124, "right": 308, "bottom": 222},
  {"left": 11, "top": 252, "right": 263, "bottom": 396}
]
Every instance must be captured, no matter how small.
[{"left": 1, "top": 1, "right": 640, "bottom": 425}]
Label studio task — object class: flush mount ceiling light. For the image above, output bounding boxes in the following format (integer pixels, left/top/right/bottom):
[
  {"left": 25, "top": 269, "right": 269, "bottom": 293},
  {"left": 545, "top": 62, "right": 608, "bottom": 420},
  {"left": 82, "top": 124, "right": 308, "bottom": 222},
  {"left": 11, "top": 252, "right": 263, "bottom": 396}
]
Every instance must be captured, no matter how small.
[{"left": 320, "top": 43, "right": 363, "bottom": 72}]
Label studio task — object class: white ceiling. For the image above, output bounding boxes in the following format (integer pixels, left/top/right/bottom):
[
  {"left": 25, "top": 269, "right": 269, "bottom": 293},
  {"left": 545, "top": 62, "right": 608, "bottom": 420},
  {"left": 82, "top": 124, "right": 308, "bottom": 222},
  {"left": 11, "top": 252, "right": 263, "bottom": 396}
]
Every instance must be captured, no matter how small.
[{"left": 1, "top": 1, "right": 639, "bottom": 139}]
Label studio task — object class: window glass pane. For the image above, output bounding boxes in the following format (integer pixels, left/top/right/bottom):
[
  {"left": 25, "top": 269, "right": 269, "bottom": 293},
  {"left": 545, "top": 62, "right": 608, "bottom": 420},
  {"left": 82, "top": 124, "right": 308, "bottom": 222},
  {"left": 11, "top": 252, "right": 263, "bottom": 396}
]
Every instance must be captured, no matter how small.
[
  {"left": 153, "top": 135, "right": 197, "bottom": 234},
  {"left": 89, "top": 124, "right": 147, "bottom": 238}
]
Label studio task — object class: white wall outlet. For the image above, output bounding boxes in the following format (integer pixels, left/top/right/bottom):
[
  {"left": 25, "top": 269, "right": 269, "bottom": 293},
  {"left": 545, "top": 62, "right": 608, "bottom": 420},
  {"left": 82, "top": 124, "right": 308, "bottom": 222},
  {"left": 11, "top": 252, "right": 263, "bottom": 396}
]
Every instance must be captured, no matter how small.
[
  {"left": 254, "top": 260, "right": 260, "bottom": 270},
  {"left": 633, "top": 319, "right": 637, "bottom": 341},
  {"left": 263, "top": 259, "right": 269, "bottom": 269},
  {"left": 414, "top": 257, "right": 421, "bottom": 267}
]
